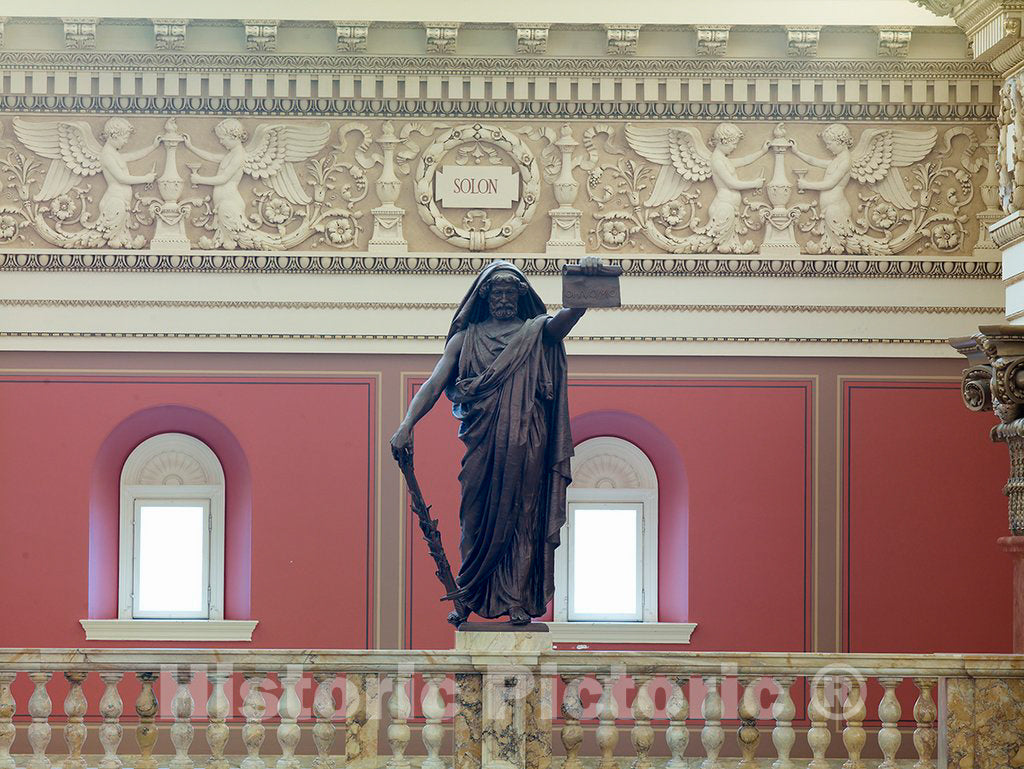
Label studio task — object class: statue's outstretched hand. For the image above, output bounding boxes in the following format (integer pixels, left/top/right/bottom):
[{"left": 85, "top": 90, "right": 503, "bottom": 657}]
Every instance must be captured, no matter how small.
[
  {"left": 390, "top": 425, "right": 413, "bottom": 462},
  {"left": 579, "top": 255, "right": 602, "bottom": 275}
]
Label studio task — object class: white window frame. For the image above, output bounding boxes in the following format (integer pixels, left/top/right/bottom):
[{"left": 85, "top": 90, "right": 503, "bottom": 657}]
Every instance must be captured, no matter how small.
[
  {"left": 565, "top": 498, "right": 649, "bottom": 622},
  {"left": 131, "top": 498, "right": 212, "bottom": 619},
  {"left": 555, "top": 436, "right": 659, "bottom": 623},
  {"left": 117, "top": 433, "right": 226, "bottom": 621}
]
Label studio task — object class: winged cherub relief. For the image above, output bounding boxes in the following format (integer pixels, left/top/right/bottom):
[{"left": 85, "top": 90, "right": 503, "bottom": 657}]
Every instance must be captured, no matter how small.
[
  {"left": 791, "top": 123, "right": 937, "bottom": 255},
  {"left": 624, "top": 122, "right": 768, "bottom": 253},
  {"left": 12, "top": 117, "right": 160, "bottom": 248},
  {"left": 185, "top": 119, "right": 331, "bottom": 249}
]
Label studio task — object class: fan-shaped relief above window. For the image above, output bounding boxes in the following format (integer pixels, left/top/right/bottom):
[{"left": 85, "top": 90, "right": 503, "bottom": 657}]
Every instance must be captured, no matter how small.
[
  {"left": 555, "top": 436, "right": 660, "bottom": 625},
  {"left": 117, "top": 433, "right": 225, "bottom": 622},
  {"left": 571, "top": 438, "right": 658, "bottom": 490}
]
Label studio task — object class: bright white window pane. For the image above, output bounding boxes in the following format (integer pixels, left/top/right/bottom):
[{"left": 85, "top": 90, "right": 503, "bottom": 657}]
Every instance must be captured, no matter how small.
[
  {"left": 571, "top": 507, "right": 638, "bottom": 617},
  {"left": 137, "top": 505, "right": 206, "bottom": 614}
]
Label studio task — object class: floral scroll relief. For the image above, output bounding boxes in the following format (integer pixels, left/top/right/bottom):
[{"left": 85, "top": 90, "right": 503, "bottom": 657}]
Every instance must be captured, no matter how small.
[
  {"left": 184, "top": 119, "right": 365, "bottom": 251},
  {"left": 586, "top": 121, "right": 984, "bottom": 256},
  {"left": 6, "top": 117, "right": 160, "bottom": 248},
  {"left": 0, "top": 117, "right": 993, "bottom": 257},
  {"left": 338, "top": 120, "right": 444, "bottom": 252},
  {"left": 0, "top": 117, "right": 370, "bottom": 251}
]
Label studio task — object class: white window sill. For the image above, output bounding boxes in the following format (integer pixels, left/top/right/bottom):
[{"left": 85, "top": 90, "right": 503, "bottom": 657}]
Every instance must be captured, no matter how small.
[
  {"left": 80, "top": 619, "right": 258, "bottom": 641},
  {"left": 549, "top": 621, "right": 697, "bottom": 645}
]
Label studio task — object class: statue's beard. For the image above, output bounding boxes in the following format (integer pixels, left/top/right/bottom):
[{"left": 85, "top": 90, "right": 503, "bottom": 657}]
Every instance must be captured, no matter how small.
[{"left": 489, "top": 302, "right": 517, "bottom": 320}]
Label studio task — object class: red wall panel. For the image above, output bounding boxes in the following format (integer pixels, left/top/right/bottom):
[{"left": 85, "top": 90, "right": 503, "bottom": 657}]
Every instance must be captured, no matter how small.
[
  {"left": 0, "top": 376, "right": 376, "bottom": 649},
  {"left": 406, "top": 377, "right": 813, "bottom": 652},
  {"left": 844, "top": 381, "right": 1011, "bottom": 653}
]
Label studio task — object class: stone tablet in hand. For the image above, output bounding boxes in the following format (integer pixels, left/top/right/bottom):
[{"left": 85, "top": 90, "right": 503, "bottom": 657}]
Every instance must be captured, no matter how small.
[{"left": 561, "top": 263, "right": 623, "bottom": 308}]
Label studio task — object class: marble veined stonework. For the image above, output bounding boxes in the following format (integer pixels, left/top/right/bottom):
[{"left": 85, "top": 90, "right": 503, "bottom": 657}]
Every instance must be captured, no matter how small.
[{"left": 948, "top": 677, "right": 1024, "bottom": 768}]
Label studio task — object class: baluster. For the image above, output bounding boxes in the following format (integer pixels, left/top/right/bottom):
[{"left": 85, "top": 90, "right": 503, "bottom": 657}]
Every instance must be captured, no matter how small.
[
  {"left": 560, "top": 676, "right": 585, "bottom": 769},
  {"left": 596, "top": 674, "right": 619, "bottom": 769},
  {"left": 135, "top": 673, "right": 158, "bottom": 769},
  {"left": 97, "top": 673, "right": 124, "bottom": 769},
  {"left": 665, "top": 676, "right": 689, "bottom": 769},
  {"left": 421, "top": 674, "right": 445, "bottom": 769},
  {"left": 841, "top": 676, "right": 866, "bottom": 769},
  {"left": 386, "top": 674, "right": 411, "bottom": 769},
  {"left": 912, "top": 678, "right": 938, "bottom": 769},
  {"left": 207, "top": 672, "right": 231, "bottom": 769},
  {"left": 169, "top": 670, "right": 195, "bottom": 769},
  {"left": 241, "top": 674, "right": 268, "bottom": 769},
  {"left": 807, "top": 676, "right": 831, "bottom": 769},
  {"left": 63, "top": 673, "right": 88, "bottom": 769},
  {"left": 878, "top": 677, "right": 903, "bottom": 769},
  {"left": 276, "top": 672, "right": 301, "bottom": 769},
  {"left": 27, "top": 672, "right": 52, "bottom": 769},
  {"left": 737, "top": 676, "right": 761, "bottom": 769},
  {"left": 770, "top": 676, "right": 796, "bottom": 769},
  {"left": 630, "top": 674, "right": 654, "bottom": 769},
  {"left": 312, "top": 673, "right": 338, "bottom": 769},
  {"left": 345, "top": 674, "right": 380, "bottom": 766},
  {"left": 700, "top": 676, "right": 724, "bottom": 769},
  {"left": 0, "top": 673, "right": 16, "bottom": 769}
]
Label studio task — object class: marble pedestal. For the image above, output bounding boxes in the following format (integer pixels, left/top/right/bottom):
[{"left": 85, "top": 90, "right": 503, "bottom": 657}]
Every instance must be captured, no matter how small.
[
  {"left": 454, "top": 630, "right": 553, "bottom": 769},
  {"left": 948, "top": 677, "right": 1024, "bottom": 768},
  {"left": 999, "top": 536, "right": 1024, "bottom": 654}
]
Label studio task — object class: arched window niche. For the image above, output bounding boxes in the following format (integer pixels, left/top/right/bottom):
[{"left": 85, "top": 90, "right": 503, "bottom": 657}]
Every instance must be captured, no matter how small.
[
  {"left": 556, "top": 436, "right": 659, "bottom": 622},
  {"left": 119, "top": 433, "right": 226, "bottom": 620},
  {"left": 549, "top": 411, "right": 696, "bottom": 646},
  {"left": 81, "top": 405, "right": 256, "bottom": 642}
]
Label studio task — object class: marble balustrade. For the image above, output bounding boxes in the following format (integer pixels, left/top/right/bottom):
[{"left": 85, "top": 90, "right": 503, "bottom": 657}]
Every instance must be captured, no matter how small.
[{"left": 0, "top": 649, "right": 1022, "bottom": 768}]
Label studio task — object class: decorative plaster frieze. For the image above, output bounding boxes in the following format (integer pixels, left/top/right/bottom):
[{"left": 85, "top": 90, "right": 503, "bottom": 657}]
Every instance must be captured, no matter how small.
[
  {"left": 0, "top": 251, "right": 1000, "bottom": 279},
  {"left": 786, "top": 26, "right": 821, "bottom": 57},
  {"left": 696, "top": 26, "right": 731, "bottom": 57},
  {"left": 515, "top": 24, "right": 550, "bottom": 55},
  {"left": 244, "top": 19, "right": 278, "bottom": 52},
  {"left": 336, "top": 22, "right": 369, "bottom": 53},
  {"left": 878, "top": 26, "right": 913, "bottom": 57},
  {"left": 0, "top": 117, "right": 998, "bottom": 256},
  {"left": 152, "top": 19, "right": 187, "bottom": 51},
  {"left": 424, "top": 23, "right": 460, "bottom": 55},
  {"left": 604, "top": 25, "right": 641, "bottom": 56},
  {"left": 62, "top": 18, "right": 97, "bottom": 50}
]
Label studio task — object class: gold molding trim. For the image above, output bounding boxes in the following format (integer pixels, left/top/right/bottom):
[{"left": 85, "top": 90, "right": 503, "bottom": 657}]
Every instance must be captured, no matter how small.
[{"left": 0, "top": 330, "right": 953, "bottom": 344}]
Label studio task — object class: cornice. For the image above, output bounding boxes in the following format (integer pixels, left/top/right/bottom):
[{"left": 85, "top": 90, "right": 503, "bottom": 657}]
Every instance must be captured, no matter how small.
[
  {"left": 0, "top": 251, "right": 1001, "bottom": 279},
  {"left": 0, "top": 52, "right": 994, "bottom": 77}
]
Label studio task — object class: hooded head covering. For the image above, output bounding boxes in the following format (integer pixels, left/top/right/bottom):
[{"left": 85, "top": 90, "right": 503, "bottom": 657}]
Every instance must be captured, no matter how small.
[{"left": 446, "top": 260, "right": 547, "bottom": 342}]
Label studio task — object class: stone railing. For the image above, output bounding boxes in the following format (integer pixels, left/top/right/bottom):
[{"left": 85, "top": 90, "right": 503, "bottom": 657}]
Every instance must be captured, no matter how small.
[{"left": 0, "top": 644, "right": 1020, "bottom": 769}]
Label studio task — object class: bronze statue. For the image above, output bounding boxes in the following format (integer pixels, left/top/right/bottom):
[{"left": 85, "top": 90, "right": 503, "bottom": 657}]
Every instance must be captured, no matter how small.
[{"left": 390, "top": 258, "right": 603, "bottom": 626}]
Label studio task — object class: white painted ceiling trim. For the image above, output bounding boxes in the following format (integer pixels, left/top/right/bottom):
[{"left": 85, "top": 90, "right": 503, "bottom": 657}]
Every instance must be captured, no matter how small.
[{"left": 2, "top": 0, "right": 957, "bottom": 27}]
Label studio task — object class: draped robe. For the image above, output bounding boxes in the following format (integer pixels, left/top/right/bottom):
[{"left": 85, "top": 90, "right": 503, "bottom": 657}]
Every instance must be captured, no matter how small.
[{"left": 444, "top": 262, "right": 573, "bottom": 619}]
